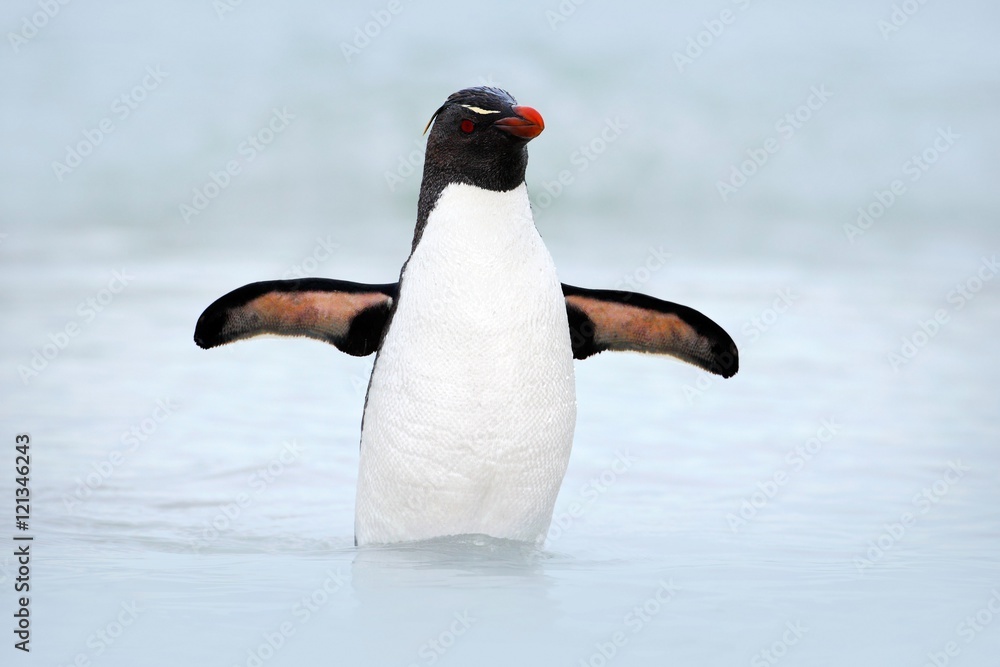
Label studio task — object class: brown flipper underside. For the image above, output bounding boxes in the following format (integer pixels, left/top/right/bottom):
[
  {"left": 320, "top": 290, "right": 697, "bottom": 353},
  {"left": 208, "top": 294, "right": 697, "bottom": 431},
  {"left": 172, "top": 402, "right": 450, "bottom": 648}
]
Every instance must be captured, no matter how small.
[
  {"left": 563, "top": 283, "right": 738, "bottom": 378},
  {"left": 194, "top": 278, "right": 397, "bottom": 357}
]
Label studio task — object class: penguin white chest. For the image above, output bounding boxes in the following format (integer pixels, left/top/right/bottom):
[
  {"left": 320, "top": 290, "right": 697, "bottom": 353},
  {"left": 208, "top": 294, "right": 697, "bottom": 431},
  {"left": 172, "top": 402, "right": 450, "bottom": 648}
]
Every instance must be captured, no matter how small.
[{"left": 355, "top": 182, "right": 577, "bottom": 545}]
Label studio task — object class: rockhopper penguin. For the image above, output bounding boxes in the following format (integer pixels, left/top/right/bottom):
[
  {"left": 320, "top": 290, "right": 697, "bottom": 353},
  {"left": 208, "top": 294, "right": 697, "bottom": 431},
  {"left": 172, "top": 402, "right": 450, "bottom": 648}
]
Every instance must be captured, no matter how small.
[{"left": 194, "top": 87, "right": 738, "bottom": 546}]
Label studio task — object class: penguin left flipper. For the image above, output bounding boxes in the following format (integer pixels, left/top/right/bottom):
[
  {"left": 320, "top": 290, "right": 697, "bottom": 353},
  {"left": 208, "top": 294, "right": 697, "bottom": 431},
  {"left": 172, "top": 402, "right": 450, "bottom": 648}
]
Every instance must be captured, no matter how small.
[
  {"left": 194, "top": 278, "right": 397, "bottom": 356},
  {"left": 562, "top": 284, "right": 739, "bottom": 378}
]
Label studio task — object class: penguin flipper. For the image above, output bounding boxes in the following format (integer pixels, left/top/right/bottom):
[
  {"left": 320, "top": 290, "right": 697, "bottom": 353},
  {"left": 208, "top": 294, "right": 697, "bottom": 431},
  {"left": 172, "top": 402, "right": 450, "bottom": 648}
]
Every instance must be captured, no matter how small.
[
  {"left": 194, "top": 278, "right": 397, "bottom": 356},
  {"left": 562, "top": 284, "right": 738, "bottom": 378}
]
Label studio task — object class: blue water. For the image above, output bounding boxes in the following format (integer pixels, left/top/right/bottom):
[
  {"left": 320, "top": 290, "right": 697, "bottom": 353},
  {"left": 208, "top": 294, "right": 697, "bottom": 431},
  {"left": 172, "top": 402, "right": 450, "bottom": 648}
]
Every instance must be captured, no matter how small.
[{"left": 2, "top": 0, "right": 999, "bottom": 664}]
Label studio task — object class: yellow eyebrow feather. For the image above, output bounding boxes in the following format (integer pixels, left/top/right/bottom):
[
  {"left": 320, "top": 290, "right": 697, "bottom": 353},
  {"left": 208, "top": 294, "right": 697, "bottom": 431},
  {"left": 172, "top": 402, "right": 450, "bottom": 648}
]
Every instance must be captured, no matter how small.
[{"left": 460, "top": 105, "right": 501, "bottom": 115}]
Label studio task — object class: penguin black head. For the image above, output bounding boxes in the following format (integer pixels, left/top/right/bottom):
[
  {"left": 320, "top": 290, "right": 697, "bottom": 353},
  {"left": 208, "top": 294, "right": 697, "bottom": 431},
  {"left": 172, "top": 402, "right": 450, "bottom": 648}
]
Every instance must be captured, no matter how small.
[
  {"left": 422, "top": 86, "right": 544, "bottom": 194},
  {"left": 410, "top": 86, "right": 545, "bottom": 250}
]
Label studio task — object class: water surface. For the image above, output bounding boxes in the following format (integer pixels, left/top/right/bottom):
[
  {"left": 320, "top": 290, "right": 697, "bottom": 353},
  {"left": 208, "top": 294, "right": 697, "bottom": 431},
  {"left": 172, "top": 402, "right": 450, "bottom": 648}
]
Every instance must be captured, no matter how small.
[{"left": 2, "top": 0, "right": 999, "bottom": 664}]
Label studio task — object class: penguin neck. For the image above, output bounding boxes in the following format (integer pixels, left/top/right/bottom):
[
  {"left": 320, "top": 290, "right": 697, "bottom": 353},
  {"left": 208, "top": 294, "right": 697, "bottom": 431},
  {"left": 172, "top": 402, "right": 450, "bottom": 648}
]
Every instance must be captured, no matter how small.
[
  {"left": 412, "top": 175, "right": 448, "bottom": 252},
  {"left": 411, "top": 182, "right": 535, "bottom": 263},
  {"left": 411, "top": 149, "right": 529, "bottom": 251}
]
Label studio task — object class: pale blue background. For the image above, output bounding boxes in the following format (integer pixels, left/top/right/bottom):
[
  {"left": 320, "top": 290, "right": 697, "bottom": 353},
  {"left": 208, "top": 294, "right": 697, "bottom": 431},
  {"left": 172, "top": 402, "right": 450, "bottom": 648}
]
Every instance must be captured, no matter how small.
[{"left": 1, "top": 0, "right": 998, "bottom": 665}]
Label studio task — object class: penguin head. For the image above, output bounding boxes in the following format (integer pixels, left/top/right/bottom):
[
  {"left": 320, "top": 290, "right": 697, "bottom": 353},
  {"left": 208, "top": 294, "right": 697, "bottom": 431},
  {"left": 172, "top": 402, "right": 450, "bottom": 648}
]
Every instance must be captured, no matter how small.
[{"left": 422, "top": 87, "right": 545, "bottom": 193}]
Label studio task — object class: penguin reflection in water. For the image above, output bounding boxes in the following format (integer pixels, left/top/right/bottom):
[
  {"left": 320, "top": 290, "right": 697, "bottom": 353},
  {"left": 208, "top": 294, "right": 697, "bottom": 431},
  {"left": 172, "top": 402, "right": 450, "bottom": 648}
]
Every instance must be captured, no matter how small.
[{"left": 194, "top": 87, "right": 738, "bottom": 546}]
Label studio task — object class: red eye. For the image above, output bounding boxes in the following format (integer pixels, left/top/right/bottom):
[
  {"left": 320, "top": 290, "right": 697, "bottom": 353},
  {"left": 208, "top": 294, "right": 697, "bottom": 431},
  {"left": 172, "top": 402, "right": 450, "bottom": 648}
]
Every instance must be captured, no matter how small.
[{"left": 460, "top": 119, "right": 475, "bottom": 134}]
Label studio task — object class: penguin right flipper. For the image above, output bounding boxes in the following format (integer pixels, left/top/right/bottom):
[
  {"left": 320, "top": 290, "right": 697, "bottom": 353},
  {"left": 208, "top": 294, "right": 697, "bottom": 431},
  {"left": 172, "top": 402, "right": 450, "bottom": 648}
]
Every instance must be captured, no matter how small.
[
  {"left": 562, "top": 284, "right": 739, "bottom": 378},
  {"left": 194, "top": 278, "right": 397, "bottom": 356}
]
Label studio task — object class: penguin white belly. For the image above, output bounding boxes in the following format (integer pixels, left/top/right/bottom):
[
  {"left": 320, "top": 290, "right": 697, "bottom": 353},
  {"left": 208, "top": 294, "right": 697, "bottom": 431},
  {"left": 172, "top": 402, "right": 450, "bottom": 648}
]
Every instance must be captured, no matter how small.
[{"left": 355, "top": 182, "right": 577, "bottom": 545}]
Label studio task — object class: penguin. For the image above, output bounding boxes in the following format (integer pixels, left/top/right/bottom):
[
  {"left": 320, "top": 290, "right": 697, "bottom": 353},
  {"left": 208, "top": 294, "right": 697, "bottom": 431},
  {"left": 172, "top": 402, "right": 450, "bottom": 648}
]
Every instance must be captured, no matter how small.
[{"left": 194, "top": 86, "right": 738, "bottom": 547}]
